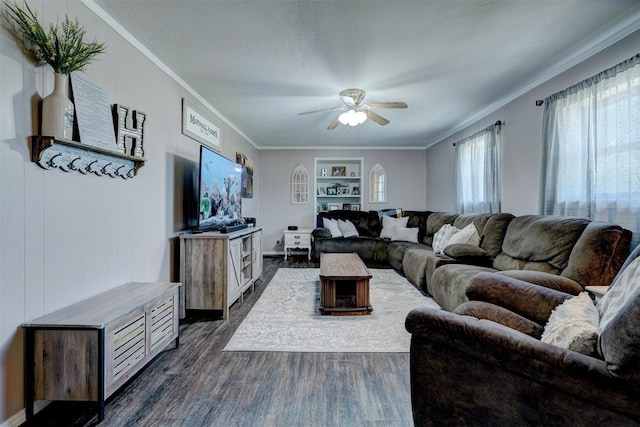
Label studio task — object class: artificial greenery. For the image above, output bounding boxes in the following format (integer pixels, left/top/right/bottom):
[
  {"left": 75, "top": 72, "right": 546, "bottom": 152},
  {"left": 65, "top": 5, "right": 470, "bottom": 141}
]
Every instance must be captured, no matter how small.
[{"left": 2, "top": 1, "right": 105, "bottom": 74}]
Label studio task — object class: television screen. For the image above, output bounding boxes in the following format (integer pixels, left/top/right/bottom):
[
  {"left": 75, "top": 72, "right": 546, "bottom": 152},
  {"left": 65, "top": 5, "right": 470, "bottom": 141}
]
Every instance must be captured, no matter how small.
[{"left": 198, "top": 145, "right": 243, "bottom": 231}]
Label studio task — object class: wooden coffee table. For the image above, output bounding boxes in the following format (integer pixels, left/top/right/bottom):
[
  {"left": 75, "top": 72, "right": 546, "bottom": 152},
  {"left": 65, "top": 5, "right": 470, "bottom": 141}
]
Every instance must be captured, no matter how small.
[{"left": 319, "top": 253, "right": 373, "bottom": 316}]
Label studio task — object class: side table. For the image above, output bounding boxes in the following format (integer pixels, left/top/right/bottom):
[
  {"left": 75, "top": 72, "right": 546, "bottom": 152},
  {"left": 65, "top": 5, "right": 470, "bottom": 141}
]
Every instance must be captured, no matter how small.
[{"left": 284, "top": 229, "right": 313, "bottom": 260}]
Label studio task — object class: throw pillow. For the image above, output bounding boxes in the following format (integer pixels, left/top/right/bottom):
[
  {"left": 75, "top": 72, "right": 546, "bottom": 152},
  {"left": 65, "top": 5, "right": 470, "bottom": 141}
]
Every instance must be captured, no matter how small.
[
  {"left": 391, "top": 227, "right": 419, "bottom": 242},
  {"left": 380, "top": 215, "right": 410, "bottom": 239},
  {"left": 597, "top": 253, "right": 640, "bottom": 332},
  {"left": 432, "top": 224, "right": 459, "bottom": 254},
  {"left": 323, "top": 217, "right": 343, "bottom": 238},
  {"left": 541, "top": 292, "right": 599, "bottom": 355},
  {"left": 596, "top": 250, "right": 640, "bottom": 385},
  {"left": 446, "top": 223, "right": 480, "bottom": 246},
  {"left": 338, "top": 219, "right": 359, "bottom": 238}
]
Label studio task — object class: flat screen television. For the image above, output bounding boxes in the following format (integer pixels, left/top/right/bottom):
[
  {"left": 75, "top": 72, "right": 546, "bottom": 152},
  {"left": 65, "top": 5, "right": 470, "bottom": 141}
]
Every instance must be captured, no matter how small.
[{"left": 197, "top": 145, "right": 243, "bottom": 231}]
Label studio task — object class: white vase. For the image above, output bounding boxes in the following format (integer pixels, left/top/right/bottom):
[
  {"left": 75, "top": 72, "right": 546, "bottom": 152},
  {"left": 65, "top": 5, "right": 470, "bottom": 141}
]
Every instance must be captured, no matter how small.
[{"left": 41, "top": 73, "right": 74, "bottom": 140}]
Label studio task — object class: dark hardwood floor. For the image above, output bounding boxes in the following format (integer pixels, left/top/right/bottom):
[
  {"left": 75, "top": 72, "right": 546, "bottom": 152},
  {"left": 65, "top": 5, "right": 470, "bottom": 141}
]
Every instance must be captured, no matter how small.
[{"left": 23, "top": 255, "right": 414, "bottom": 427}]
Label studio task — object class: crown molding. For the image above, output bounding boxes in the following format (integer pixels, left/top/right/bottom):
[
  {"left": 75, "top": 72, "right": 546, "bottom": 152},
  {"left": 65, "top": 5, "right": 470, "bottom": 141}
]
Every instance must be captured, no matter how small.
[
  {"left": 80, "top": 0, "right": 258, "bottom": 150},
  {"left": 425, "top": 4, "right": 640, "bottom": 149}
]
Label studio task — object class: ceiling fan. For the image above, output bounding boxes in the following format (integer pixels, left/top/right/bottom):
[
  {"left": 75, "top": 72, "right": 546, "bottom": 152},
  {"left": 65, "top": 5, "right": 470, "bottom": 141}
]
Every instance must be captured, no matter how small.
[{"left": 298, "top": 88, "right": 408, "bottom": 130}]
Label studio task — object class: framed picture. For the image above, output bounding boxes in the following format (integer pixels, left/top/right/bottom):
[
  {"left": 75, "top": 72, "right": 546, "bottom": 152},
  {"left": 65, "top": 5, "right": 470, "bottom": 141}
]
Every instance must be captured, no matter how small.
[
  {"left": 342, "top": 203, "right": 351, "bottom": 210},
  {"left": 328, "top": 203, "right": 341, "bottom": 211},
  {"left": 318, "top": 202, "right": 328, "bottom": 212},
  {"left": 317, "top": 185, "right": 326, "bottom": 195},
  {"left": 351, "top": 204, "right": 361, "bottom": 211},
  {"left": 331, "top": 166, "right": 346, "bottom": 177},
  {"left": 326, "top": 187, "right": 337, "bottom": 195},
  {"left": 351, "top": 185, "right": 360, "bottom": 195}
]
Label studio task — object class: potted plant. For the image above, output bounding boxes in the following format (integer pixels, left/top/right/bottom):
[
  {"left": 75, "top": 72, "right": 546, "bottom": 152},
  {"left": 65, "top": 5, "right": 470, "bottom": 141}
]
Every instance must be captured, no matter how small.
[{"left": 2, "top": 1, "right": 105, "bottom": 139}]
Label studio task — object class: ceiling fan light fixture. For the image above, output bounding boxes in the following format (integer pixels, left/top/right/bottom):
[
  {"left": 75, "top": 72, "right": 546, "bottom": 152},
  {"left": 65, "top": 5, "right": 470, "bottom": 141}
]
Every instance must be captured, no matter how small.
[{"left": 339, "top": 109, "right": 367, "bottom": 127}]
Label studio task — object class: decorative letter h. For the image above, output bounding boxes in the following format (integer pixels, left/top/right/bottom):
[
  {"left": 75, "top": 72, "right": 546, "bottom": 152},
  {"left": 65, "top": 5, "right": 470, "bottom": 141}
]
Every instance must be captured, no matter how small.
[{"left": 114, "top": 104, "right": 146, "bottom": 157}]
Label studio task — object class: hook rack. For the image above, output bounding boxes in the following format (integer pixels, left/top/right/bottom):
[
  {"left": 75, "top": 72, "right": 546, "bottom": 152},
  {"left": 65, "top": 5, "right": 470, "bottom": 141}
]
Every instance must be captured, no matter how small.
[{"left": 30, "top": 136, "right": 146, "bottom": 179}]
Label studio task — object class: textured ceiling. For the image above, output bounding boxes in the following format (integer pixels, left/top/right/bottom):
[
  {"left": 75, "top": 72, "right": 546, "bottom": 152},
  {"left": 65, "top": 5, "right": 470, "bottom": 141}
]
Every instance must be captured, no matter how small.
[{"left": 91, "top": 0, "right": 640, "bottom": 149}]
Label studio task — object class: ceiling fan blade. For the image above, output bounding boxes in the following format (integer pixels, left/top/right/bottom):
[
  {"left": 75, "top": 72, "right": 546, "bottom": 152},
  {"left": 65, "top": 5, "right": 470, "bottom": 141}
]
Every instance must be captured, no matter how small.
[
  {"left": 297, "top": 106, "right": 343, "bottom": 115},
  {"left": 327, "top": 117, "right": 341, "bottom": 130},
  {"left": 365, "top": 110, "right": 390, "bottom": 126},
  {"left": 364, "top": 101, "right": 408, "bottom": 109}
]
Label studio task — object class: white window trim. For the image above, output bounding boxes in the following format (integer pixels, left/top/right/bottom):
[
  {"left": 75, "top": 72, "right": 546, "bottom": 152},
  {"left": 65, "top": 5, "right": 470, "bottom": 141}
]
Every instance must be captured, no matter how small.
[
  {"left": 369, "top": 163, "right": 387, "bottom": 204},
  {"left": 291, "top": 164, "right": 309, "bottom": 204}
]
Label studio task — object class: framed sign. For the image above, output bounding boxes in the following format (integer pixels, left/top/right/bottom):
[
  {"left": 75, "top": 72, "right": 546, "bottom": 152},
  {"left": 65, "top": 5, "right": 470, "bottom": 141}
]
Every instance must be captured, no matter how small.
[
  {"left": 182, "top": 98, "right": 220, "bottom": 150},
  {"left": 70, "top": 72, "right": 116, "bottom": 150}
]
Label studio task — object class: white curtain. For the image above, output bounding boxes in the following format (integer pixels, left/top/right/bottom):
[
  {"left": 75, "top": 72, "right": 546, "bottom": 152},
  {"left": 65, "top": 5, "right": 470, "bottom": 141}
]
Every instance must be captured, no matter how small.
[
  {"left": 540, "top": 54, "right": 640, "bottom": 240},
  {"left": 455, "top": 123, "right": 501, "bottom": 213}
]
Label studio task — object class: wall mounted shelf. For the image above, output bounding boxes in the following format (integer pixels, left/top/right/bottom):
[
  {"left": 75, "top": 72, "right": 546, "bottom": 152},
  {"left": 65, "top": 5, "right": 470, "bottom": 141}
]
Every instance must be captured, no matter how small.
[{"left": 30, "top": 136, "right": 147, "bottom": 179}]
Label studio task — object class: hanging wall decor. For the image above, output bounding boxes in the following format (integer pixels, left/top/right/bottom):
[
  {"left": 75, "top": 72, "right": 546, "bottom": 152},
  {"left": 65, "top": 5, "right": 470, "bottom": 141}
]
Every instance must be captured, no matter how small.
[
  {"left": 236, "top": 152, "right": 254, "bottom": 198},
  {"left": 182, "top": 98, "right": 220, "bottom": 150}
]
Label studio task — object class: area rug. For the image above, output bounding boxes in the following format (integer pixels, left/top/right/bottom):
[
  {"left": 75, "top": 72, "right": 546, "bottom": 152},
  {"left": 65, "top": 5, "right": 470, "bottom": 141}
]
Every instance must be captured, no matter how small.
[{"left": 223, "top": 268, "right": 441, "bottom": 353}]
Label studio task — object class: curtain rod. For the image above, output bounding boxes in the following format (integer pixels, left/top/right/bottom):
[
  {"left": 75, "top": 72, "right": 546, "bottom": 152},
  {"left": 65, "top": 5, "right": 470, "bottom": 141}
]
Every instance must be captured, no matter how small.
[{"left": 453, "top": 121, "right": 502, "bottom": 146}]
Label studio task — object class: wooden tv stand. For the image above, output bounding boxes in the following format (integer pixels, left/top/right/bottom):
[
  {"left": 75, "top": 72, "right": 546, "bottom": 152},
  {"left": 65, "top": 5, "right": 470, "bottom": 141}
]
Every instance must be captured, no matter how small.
[{"left": 179, "top": 227, "right": 263, "bottom": 319}]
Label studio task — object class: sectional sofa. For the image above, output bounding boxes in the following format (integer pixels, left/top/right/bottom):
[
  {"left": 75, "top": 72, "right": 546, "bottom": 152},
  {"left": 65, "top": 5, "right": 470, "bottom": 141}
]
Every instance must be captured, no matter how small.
[{"left": 312, "top": 209, "right": 631, "bottom": 312}]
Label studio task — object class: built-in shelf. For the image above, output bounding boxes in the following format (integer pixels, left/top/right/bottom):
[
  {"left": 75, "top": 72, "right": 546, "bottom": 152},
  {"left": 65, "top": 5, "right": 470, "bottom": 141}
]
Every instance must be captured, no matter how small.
[
  {"left": 30, "top": 136, "right": 147, "bottom": 179},
  {"left": 315, "top": 157, "right": 364, "bottom": 213}
]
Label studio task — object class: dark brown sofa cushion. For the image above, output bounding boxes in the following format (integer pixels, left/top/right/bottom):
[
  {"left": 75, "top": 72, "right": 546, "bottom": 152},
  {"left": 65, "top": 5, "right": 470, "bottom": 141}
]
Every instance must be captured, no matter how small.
[{"left": 493, "top": 215, "right": 590, "bottom": 274}]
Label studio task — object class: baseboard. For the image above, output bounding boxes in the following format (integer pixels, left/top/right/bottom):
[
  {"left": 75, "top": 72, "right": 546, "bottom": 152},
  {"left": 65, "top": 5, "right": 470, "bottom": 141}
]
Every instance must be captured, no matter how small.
[
  {"left": 2, "top": 401, "right": 50, "bottom": 427},
  {"left": 263, "top": 251, "right": 284, "bottom": 256}
]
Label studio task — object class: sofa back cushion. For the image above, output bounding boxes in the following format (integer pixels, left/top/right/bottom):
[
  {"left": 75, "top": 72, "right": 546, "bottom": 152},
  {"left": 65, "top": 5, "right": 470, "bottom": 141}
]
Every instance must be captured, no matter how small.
[
  {"left": 424, "top": 212, "right": 459, "bottom": 246},
  {"left": 317, "top": 210, "right": 381, "bottom": 237},
  {"left": 479, "top": 213, "right": 515, "bottom": 259},
  {"left": 403, "top": 210, "right": 432, "bottom": 243},
  {"left": 561, "top": 222, "right": 631, "bottom": 287},
  {"left": 493, "top": 215, "right": 589, "bottom": 274}
]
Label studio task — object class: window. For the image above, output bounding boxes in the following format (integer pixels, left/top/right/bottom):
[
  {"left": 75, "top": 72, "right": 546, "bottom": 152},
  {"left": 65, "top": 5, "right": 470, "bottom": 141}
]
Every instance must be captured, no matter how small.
[
  {"left": 540, "top": 54, "right": 640, "bottom": 240},
  {"left": 454, "top": 123, "right": 501, "bottom": 213},
  {"left": 291, "top": 164, "right": 309, "bottom": 203},
  {"left": 369, "top": 163, "right": 387, "bottom": 203}
]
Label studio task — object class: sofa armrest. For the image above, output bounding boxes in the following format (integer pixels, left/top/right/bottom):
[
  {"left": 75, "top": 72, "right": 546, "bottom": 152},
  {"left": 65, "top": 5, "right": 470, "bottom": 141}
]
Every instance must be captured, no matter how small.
[
  {"left": 496, "top": 270, "right": 584, "bottom": 295},
  {"left": 454, "top": 300, "right": 544, "bottom": 338},
  {"left": 405, "top": 307, "right": 640, "bottom": 424},
  {"left": 465, "top": 272, "right": 572, "bottom": 324},
  {"left": 312, "top": 228, "right": 332, "bottom": 239}
]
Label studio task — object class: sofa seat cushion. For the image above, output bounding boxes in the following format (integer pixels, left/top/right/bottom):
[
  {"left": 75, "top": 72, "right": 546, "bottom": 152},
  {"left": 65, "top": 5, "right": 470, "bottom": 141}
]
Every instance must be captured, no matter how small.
[
  {"left": 402, "top": 249, "right": 431, "bottom": 291},
  {"left": 493, "top": 215, "right": 589, "bottom": 274},
  {"left": 314, "top": 236, "right": 378, "bottom": 261},
  {"left": 387, "top": 241, "right": 428, "bottom": 271},
  {"left": 429, "top": 263, "right": 496, "bottom": 311}
]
